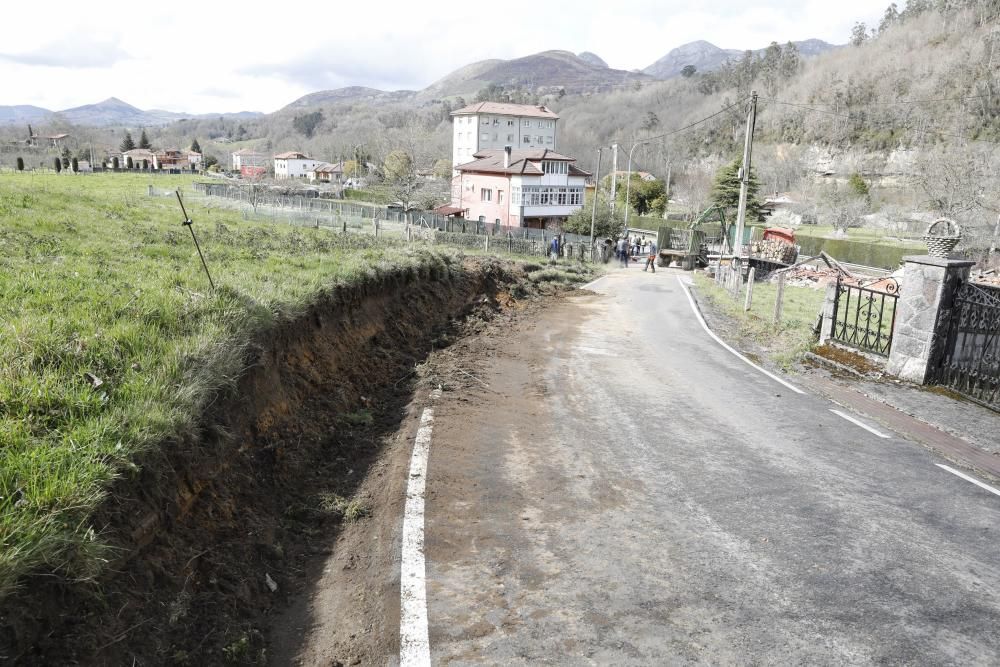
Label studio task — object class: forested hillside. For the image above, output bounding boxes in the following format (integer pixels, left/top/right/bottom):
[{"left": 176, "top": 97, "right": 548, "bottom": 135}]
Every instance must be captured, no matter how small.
[{"left": 3, "top": 1, "right": 997, "bottom": 242}]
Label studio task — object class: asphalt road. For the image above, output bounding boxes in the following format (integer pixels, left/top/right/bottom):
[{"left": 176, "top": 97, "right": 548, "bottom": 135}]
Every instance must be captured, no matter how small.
[{"left": 416, "top": 268, "right": 1000, "bottom": 665}]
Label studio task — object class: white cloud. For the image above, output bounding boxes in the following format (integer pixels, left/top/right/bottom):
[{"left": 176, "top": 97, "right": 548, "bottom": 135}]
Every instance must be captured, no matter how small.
[{"left": 0, "top": 0, "right": 890, "bottom": 114}]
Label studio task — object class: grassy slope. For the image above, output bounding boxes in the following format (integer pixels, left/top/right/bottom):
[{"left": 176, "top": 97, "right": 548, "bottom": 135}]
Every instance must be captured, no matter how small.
[
  {"left": 694, "top": 272, "right": 825, "bottom": 368},
  {"left": 0, "top": 173, "right": 466, "bottom": 599}
]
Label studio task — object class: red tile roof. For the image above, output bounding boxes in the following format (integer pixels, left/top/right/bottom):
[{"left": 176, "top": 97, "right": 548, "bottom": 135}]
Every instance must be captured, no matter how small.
[
  {"left": 456, "top": 149, "right": 590, "bottom": 177},
  {"left": 451, "top": 102, "right": 559, "bottom": 120}
]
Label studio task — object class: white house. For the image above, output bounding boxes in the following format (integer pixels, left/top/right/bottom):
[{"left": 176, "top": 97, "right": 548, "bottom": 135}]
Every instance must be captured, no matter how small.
[
  {"left": 451, "top": 147, "right": 589, "bottom": 229},
  {"left": 273, "top": 151, "right": 320, "bottom": 179},
  {"left": 451, "top": 102, "right": 559, "bottom": 170}
]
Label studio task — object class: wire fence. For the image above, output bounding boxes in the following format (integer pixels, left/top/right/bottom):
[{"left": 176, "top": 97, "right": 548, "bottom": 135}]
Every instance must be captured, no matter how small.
[
  {"left": 173, "top": 184, "right": 599, "bottom": 262},
  {"left": 190, "top": 181, "right": 598, "bottom": 245}
]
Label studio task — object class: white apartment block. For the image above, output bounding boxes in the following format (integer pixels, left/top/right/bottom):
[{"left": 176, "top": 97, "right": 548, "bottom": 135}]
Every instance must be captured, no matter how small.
[
  {"left": 451, "top": 102, "right": 558, "bottom": 170},
  {"left": 273, "top": 151, "right": 320, "bottom": 179}
]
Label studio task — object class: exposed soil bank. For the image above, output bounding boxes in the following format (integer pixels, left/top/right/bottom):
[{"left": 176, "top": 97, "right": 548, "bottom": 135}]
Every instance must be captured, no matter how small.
[{"left": 0, "top": 256, "right": 529, "bottom": 665}]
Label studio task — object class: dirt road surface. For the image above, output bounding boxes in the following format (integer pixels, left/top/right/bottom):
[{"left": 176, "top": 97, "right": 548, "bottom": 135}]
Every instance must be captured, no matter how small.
[{"left": 281, "top": 267, "right": 1000, "bottom": 665}]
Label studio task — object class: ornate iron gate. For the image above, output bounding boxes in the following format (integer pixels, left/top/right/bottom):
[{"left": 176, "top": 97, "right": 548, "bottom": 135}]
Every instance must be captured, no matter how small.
[
  {"left": 931, "top": 282, "right": 1000, "bottom": 411},
  {"left": 831, "top": 276, "right": 899, "bottom": 357}
]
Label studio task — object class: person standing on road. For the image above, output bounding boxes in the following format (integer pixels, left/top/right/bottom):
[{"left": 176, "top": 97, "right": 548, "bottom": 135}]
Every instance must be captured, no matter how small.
[
  {"left": 617, "top": 237, "right": 628, "bottom": 268},
  {"left": 644, "top": 239, "right": 658, "bottom": 272}
]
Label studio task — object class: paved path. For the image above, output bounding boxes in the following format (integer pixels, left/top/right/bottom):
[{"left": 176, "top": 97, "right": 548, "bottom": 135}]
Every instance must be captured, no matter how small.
[{"left": 413, "top": 268, "right": 1000, "bottom": 665}]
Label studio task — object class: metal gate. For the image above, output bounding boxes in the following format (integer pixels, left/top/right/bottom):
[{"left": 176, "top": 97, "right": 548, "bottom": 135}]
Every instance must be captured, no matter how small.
[
  {"left": 831, "top": 276, "right": 899, "bottom": 357},
  {"left": 930, "top": 282, "right": 1000, "bottom": 411}
]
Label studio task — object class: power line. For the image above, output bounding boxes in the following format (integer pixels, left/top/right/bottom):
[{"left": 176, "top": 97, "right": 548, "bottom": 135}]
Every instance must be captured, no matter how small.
[{"left": 611, "top": 96, "right": 749, "bottom": 147}]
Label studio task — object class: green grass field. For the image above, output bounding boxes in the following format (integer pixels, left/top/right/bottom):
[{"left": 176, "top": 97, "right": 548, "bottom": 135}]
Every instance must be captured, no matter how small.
[
  {"left": 694, "top": 272, "right": 826, "bottom": 368},
  {"left": 0, "top": 172, "right": 500, "bottom": 600}
]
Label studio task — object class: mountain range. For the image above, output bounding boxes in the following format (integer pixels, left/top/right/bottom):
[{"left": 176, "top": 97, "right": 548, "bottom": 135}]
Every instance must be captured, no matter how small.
[
  {"left": 0, "top": 39, "right": 838, "bottom": 126},
  {"left": 0, "top": 97, "right": 262, "bottom": 127}
]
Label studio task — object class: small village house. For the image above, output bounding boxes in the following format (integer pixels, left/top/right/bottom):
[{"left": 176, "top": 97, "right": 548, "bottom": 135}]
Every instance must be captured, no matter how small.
[
  {"left": 232, "top": 149, "right": 266, "bottom": 177},
  {"left": 309, "top": 161, "right": 345, "bottom": 184},
  {"left": 274, "top": 151, "right": 319, "bottom": 179}
]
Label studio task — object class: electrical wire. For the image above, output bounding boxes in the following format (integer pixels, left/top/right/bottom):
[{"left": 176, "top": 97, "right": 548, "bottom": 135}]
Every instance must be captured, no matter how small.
[{"left": 610, "top": 96, "right": 749, "bottom": 147}]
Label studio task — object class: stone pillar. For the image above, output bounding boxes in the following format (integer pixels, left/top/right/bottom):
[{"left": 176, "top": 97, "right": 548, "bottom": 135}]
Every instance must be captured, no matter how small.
[
  {"left": 818, "top": 281, "right": 838, "bottom": 344},
  {"left": 887, "top": 255, "right": 975, "bottom": 383}
]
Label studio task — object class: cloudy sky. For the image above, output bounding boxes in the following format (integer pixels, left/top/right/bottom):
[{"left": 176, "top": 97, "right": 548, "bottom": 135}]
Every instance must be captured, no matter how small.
[{"left": 0, "top": 0, "right": 885, "bottom": 114}]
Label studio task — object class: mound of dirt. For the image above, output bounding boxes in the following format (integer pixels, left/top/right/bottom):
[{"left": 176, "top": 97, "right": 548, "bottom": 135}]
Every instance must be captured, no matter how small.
[{"left": 0, "top": 256, "right": 535, "bottom": 665}]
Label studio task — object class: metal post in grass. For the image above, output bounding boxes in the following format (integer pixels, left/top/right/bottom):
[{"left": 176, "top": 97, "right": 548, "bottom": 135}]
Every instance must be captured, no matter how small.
[
  {"left": 773, "top": 271, "right": 786, "bottom": 324},
  {"left": 744, "top": 267, "right": 755, "bottom": 311},
  {"left": 175, "top": 190, "right": 216, "bottom": 291}
]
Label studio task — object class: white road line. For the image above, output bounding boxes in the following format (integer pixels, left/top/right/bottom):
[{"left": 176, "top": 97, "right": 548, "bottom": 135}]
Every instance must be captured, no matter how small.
[
  {"left": 936, "top": 464, "right": 1000, "bottom": 498},
  {"left": 829, "top": 409, "right": 891, "bottom": 439},
  {"left": 580, "top": 274, "right": 608, "bottom": 291},
  {"left": 400, "top": 390, "right": 440, "bottom": 666},
  {"left": 676, "top": 276, "right": 806, "bottom": 395}
]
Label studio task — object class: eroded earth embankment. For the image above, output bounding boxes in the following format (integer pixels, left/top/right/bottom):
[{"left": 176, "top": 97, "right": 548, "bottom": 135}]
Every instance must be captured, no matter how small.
[{"left": 1, "top": 256, "right": 531, "bottom": 665}]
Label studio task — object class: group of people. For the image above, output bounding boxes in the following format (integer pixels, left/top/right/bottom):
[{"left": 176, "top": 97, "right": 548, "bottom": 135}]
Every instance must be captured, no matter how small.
[{"left": 616, "top": 236, "right": 658, "bottom": 272}]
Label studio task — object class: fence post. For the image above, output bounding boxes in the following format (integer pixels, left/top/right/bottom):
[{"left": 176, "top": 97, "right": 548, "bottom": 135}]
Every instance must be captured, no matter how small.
[
  {"left": 773, "top": 272, "right": 786, "bottom": 324},
  {"left": 485, "top": 236, "right": 489, "bottom": 252},
  {"left": 744, "top": 267, "right": 756, "bottom": 311}
]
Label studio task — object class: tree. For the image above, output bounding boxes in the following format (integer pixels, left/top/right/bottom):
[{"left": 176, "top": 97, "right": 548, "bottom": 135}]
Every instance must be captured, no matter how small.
[
  {"left": 641, "top": 111, "right": 660, "bottom": 132},
  {"left": 292, "top": 111, "right": 324, "bottom": 138},
  {"left": 709, "top": 158, "right": 764, "bottom": 221},
  {"left": 138, "top": 129, "right": 151, "bottom": 150},
  {"left": 16, "top": 157, "right": 24, "bottom": 171},
  {"left": 203, "top": 154, "right": 218, "bottom": 169},
  {"left": 850, "top": 22, "right": 870, "bottom": 46},
  {"left": 53, "top": 157, "right": 62, "bottom": 173},
  {"left": 879, "top": 3, "right": 900, "bottom": 32},
  {"left": 564, "top": 197, "right": 625, "bottom": 240},
  {"left": 383, "top": 150, "right": 414, "bottom": 182},
  {"left": 432, "top": 157, "right": 452, "bottom": 180},
  {"left": 343, "top": 159, "right": 359, "bottom": 180},
  {"left": 821, "top": 185, "right": 869, "bottom": 234},
  {"left": 190, "top": 138, "right": 201, "bottom": 153},
  {"left": 120, "top": 131, "right": 135, "bottom": 152},
  {"left": 848, "top": 172, "right": 870, "bottom": 198},
  {"left": 71, "top": 157, "right": 79, "bottom": 173},
  {"left": 680, "top": 65, "right": 697, "bottom": 78},
  {"left": 628, "top": 178, "right": 667, "bottom": 217}
]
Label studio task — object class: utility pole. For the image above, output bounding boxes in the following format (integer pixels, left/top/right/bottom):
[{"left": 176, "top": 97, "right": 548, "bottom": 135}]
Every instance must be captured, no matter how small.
[
  {"left": 589, "top": 147, "right": 603, "bottom": 254},
  {"left": 733, "top": 91, "right": 758, "bottom": 269},
  {"left": 609, "top": 143, "right": 619, "bottom": 214},
  {"left": 623, "top": 141, "right": 646, "bottom": 231}
]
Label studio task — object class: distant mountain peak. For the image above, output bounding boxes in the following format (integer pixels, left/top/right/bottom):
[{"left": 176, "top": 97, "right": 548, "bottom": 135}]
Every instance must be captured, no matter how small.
[
  {"left": 577, "top": 51, "right": 609, "bottom": 68},
  {"left": 643, "top": 39, "right": 837, "bottom": 80}
]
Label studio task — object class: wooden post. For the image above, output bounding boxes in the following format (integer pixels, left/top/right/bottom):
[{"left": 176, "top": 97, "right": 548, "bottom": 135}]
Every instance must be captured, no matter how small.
[
  {"left": 773, "top": 271, "right": 786, "bottom": 324},
  {"left": 744, "top": 267, "right": 756, "bottom": 311},
  {"left": 485, "top": 236, "right": 489, "bottom": 252}
]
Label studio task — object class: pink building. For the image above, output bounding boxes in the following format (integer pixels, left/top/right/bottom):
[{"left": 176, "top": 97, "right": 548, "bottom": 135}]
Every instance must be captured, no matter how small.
[{"left": 451, "top": 147, "right": 589, "bottom": 229}]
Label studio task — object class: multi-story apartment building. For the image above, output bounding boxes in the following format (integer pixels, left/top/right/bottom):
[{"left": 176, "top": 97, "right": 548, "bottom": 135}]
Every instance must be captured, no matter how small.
[
  {"left": 451, "top": 102, "right": 559, "bottom": 169},
  {"left": 451, "top": 147, "right": 589, "bottom": 229}
]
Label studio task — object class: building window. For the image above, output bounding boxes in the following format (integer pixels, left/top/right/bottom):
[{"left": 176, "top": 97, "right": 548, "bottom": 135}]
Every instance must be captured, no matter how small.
[
  {"left": 523, "top": 136, "right": 530, "bottom": 144},
  {"left": 507, "top": 134, "right": 514, "bottom": 142},
  {"left": 507, "top": 120, "right": 514, "bottom": 126},
  {"left": 482, "top": 118, "right": 490, "bottom": 125},
  {"left": 498, "top": 190, "right": 504, "bottom": 203},
  {"left": 523, "top": 120, "right": 531, "bottom": 127},
  {"left": 493, "top": 118, "right": 500, "bottom": 126},
  {"left": 481, "top": 188, "right": 492, "bottom": 202}
]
